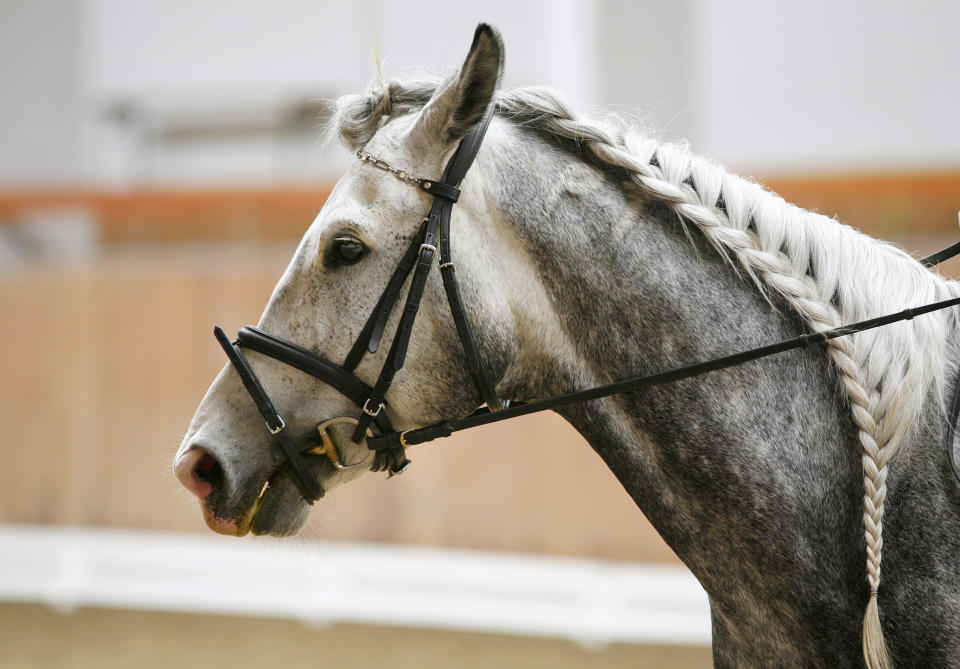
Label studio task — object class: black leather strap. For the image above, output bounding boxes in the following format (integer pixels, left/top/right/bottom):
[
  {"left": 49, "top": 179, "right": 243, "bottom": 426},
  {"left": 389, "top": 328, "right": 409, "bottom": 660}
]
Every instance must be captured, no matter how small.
[
  {"left": 343, "top": 218, "right": 429, "bottom": 370},
  {"left": 350, "top": 209, "right": 441, "bottom": 447},
  {"left": 438, "top": 220, "right": 503, "bottom": 410},
  {"left": 237, "top": 326, "right": 394, "bottom": 434},
  {"left": 430, "top": 109, "right": 504, "bottom": 411},
  {"left": 215, "top": 327, "right": 285, "bottom": 433},
  {"left": 350, "top": 111, "right": 499, "bottom": 459},
  {"left": 214, "top": 326, "right": 323, "bottom": 502},
  {"left": 418, "top": 180, "right": 460, "bottom": 202},
  {"left": 367, "top": 293, "right": 960, "bottom": 453},
  {"left": 440, "top": 111, "right": 495, "bottom": 183},
  {"left": 921, "top": 241, "right": 960, "bottom": 267}
]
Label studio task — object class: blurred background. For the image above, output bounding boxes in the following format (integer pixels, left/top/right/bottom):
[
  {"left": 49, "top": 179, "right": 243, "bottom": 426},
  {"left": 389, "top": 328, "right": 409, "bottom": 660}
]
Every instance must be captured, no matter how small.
[{"left": 1, "top": 1, "right": 958, "bottom": 668}]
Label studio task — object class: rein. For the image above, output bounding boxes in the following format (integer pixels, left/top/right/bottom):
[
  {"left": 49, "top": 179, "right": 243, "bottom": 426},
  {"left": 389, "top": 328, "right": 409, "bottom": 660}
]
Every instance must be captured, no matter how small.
[{"left": 215, "top": 108, "right": 960, "bottom": 503}]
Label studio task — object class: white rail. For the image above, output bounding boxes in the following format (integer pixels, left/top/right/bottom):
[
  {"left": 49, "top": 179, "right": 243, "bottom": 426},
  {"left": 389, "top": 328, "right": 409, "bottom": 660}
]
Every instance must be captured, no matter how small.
[{"left": 0, "top": 525, "right": 711, "bottom": 647}]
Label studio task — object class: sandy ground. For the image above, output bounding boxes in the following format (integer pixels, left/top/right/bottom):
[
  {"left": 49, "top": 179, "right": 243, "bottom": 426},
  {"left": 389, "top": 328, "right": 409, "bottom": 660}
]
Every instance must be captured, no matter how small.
[{"left": 0, "top": 603, "right": 712, "bottom": 669}]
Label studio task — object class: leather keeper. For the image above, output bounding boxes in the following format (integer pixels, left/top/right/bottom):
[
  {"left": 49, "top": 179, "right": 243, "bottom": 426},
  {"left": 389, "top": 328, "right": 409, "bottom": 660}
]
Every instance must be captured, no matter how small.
[
  {"left": 419, "top": 180, "right": 460, "bottom": 202},
  {"left": 367, "top": 422, "right": 454, "bottom": 451}
]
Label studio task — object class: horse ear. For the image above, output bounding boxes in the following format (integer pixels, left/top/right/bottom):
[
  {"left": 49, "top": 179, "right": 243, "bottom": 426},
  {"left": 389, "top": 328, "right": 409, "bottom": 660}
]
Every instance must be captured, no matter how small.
[{"left": 410, "top": 24, "right": 504, "bottom": 147}]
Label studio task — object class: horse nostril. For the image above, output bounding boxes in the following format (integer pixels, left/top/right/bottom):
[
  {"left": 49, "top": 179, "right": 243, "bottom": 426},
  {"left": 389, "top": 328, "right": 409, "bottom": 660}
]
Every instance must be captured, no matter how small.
[
  {"left": 194, "top": 453, "right": 223, "bottom": 487},
  {"left": 175, "top": 448, "right": 224, "bottom": 501}
]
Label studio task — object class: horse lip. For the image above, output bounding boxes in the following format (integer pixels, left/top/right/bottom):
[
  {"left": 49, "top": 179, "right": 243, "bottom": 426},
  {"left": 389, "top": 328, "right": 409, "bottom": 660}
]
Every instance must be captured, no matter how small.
[
  {"left": 199, "top": 450, "right": 325, "bottom": 537},
  {"left": 247, "top": 463, "right": 322, "bottom": 536},
  {"left": 235, "top": 463, "right": 302, "bottom": 536},
  {"left": 234, "top": 480, "right": 270, "bottom": 537},
  {"left": 205, "top": 462, "right": 290, "bottom": 537}
]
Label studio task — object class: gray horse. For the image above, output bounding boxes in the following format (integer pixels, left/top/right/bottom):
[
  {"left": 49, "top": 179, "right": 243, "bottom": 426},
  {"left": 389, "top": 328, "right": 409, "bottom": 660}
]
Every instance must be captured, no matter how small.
[{"left": 176, "top": 24, "right": 960, "bottom": 668}]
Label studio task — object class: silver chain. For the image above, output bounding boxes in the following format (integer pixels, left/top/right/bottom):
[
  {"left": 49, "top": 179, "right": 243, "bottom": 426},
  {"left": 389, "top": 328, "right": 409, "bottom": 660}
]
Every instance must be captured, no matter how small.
[{"left": 356, "top": 150, "right": 424, "bottom": 185}]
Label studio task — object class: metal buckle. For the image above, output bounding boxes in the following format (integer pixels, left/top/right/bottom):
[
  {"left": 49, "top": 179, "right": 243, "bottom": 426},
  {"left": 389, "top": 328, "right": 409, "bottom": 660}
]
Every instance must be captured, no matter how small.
[
  {"left": 419, "top": 243, "right": 437, "bottom": 256},
  {"left": 268, "top": 417, "right": 285, "bottom": 435},
  {"left": 383, "top": 431, "right": 415, "bottom": 478},
  {"left": 362, "top": 399, "right": 384, "bottom": 417},
  {"left": 438, "top": 261, "right": 454, "bottom": 270},
  {"left": 306, "top": 417, "right": 372, "bottom": 470}
]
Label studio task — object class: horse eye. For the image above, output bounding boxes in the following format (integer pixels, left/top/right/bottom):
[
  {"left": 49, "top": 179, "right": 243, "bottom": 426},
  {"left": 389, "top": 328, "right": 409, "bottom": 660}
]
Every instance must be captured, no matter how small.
[{"left": 327, "top": 236, "right": 368, "bottom": 266}]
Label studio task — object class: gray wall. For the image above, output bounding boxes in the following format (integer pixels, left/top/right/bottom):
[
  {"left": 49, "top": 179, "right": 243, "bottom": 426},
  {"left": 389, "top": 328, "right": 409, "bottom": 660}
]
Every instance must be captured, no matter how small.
[
  {"left": 690, "top": 1, "right": 960, "bottom": 171},
  {"left": 0, "top": 0, "right": 957, "bottom": 186},
  {"left": 0, "top": 1, "right": 83, "bottom": 185},
  {"left": 596, "top": 0, "right": 694, "bottom": 142}
]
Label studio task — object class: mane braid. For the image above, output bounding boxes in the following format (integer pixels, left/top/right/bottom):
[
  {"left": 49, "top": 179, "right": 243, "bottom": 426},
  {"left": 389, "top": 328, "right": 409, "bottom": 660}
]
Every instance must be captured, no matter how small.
[{"left": 334, "top": 77, "right": 960, "bottom": 669}]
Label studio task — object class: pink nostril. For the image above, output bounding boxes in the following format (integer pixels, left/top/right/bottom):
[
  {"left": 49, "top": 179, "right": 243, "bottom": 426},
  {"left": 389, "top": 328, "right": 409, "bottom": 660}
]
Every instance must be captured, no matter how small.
[
  {"left": 195, "top": 453, "right": 216, "bottom": 474},
  {"left": 175, "top": 448, "right": 242, "bottom": 536},
  {"left": 175, "top": 448, "right": 221, "bottom": 500}
]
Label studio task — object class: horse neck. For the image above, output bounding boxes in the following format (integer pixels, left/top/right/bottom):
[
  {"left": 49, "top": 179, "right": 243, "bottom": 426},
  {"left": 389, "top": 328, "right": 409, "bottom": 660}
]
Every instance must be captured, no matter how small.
[
  {"left": 483, "top": 124, "right": 950, "bottom": 661},
  {"left": 489, "top": 123, "right": 848, "bottom": 532}
]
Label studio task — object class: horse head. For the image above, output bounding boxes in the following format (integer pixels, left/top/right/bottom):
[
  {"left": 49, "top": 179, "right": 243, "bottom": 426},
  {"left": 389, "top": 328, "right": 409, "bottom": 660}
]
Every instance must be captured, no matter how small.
[{"left": 174, "top": 25, "right": 532, "bottom": 537}]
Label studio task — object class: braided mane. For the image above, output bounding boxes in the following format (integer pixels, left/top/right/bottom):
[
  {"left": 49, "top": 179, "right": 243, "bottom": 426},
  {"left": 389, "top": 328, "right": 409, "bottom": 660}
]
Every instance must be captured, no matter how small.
[{"left": 334, "top": 77, "right": 959, "bottom": 669}]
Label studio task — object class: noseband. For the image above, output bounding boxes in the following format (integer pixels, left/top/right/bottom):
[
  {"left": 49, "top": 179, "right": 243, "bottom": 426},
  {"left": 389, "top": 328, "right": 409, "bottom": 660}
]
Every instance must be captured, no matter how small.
[{"left": 216, "top": 105, "right": 960, "bottom": 504}]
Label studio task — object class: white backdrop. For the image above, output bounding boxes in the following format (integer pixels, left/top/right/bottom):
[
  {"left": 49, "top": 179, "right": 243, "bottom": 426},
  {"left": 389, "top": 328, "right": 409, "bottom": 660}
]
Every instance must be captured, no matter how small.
[{"left": 1, "top": 0, "right": 957, "bottom": 184}]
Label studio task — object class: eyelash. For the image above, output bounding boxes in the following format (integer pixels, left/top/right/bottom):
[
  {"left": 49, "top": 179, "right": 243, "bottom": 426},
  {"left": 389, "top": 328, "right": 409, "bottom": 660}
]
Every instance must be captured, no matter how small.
[{"left": 324, "top": 235, "right": 368, "bottom": 268}]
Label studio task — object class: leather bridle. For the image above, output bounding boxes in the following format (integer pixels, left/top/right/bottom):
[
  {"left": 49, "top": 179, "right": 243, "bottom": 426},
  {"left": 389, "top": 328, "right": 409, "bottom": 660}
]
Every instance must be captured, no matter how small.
[
  {"left": 215, "top": 109, "right": 504, "bottom": 502},
  {"left": 215, "top": 104, "right": 960, "bottom": 504}
]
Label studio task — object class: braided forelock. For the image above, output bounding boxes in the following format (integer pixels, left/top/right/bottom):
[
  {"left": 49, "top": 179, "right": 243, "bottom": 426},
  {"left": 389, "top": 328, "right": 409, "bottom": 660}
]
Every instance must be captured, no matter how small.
[
  {"left": 334, "top": 76, "right": 960, "bottom": 669},
  {"left": 331, "top": 76, "right": 440, "bottom": 151}
]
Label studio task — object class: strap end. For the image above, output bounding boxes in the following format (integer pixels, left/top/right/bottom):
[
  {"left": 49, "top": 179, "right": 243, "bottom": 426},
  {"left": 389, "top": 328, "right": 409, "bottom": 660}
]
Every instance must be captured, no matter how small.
[{"left": 419, "top": 180, "right": 460, "bottom": 202}]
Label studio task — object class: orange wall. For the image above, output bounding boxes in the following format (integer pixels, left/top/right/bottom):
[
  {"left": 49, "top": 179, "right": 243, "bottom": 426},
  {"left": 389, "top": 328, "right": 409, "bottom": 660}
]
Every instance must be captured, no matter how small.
[{"left": 1, "top": 170, "right": 958, "bottom": 243}]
